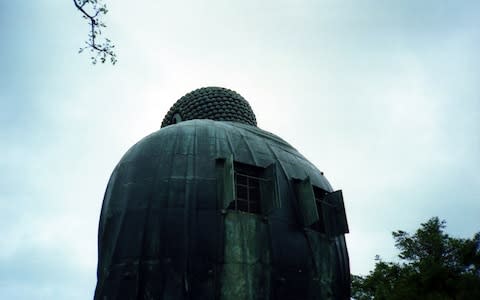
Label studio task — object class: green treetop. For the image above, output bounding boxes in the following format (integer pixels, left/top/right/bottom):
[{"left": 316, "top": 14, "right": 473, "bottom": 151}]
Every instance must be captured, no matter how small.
[{"left": 352, "top": 217, "right": 480, "bottom": 300}]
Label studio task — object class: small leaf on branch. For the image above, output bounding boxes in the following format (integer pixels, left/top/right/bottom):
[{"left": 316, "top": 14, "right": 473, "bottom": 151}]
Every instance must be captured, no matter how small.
[{"left": 73, "top": 0, "right": 117, "bottom": 65}]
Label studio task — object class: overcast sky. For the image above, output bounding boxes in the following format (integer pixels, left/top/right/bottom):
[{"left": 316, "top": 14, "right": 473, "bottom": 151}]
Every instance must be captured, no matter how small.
[{"left": 1, "top": 0, "right": 479, "bottom": 299}]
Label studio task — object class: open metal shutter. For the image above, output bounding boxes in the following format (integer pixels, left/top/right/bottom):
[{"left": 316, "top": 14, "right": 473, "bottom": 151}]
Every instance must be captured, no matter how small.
[
  {"left": 294, "top": 177, "right": 319, "bottom": 227},
  {"left": 323, "top": 190, "right": 349, "bottom": 236},
  {"left": 216, "top": 155, "right": 235, "bottom": 209},
  {"left": 260, "top": 162, "right": 281, "bottom": 214}
]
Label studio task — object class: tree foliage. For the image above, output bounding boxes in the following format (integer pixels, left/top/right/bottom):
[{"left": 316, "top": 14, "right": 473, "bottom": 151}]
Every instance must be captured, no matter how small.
[
  {"left": 352, "top": 217, "right": 480, "bottom": 300},
  {"left": 73, "top": 0, "right": 116, "bottom": 65}
]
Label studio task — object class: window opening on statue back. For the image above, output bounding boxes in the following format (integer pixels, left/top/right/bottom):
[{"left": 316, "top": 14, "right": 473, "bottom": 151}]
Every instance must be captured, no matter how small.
[{"left": 229, "top": 162, "right": 265, "bottom": 214}]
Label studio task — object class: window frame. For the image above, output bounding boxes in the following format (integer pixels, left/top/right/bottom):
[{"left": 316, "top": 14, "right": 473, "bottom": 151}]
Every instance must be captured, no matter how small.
[
  {"left": 216, "top": 156, "right": 279, "bottom": 216},
  {"left": 230, "top": 163, "right": 265, "bottom": 214},
  {"left": 293, "top": 177, "right": 349, "bottom": 236}
]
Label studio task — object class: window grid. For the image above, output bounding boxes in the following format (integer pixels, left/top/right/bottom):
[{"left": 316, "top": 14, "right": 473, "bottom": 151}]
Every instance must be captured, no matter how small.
[{"left": 233, "top": 171, "right": 262, "bottom": 214}]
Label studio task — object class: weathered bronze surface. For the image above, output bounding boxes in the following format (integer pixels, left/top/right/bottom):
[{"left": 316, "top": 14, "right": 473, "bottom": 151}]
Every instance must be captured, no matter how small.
[{"left": 95, "top": 88, "right": 350, "bottom": 299}]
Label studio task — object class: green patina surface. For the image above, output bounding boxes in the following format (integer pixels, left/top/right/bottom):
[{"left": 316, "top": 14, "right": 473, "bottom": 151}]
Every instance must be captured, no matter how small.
[
  {"left": 95, "top": 118, "right": 350, "bottom": 299},
  {"left": 305, "top": 230, "right": 335, "bottom": 300},
  {"left": 220, "top": 212, "right": 271, "bottom": 300}
]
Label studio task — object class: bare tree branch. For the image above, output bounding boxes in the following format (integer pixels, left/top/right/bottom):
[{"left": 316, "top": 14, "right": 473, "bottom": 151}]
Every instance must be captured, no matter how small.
[{"left": 73, "top": 0, "right": 117, "bottom": 65}]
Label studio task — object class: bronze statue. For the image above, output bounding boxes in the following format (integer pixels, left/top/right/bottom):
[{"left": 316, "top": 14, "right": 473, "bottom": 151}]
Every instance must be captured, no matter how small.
[{"left": 95, "top": 87, "right": 350, "bottom": 299}]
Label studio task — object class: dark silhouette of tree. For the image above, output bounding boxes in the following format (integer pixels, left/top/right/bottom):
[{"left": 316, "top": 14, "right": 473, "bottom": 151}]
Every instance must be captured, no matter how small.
[
  {"left": 73, "top": 0, "right": 116, "bottom": 65},
  {"left": 352, "top": 217, "right": 480, "bottom": 300}
]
